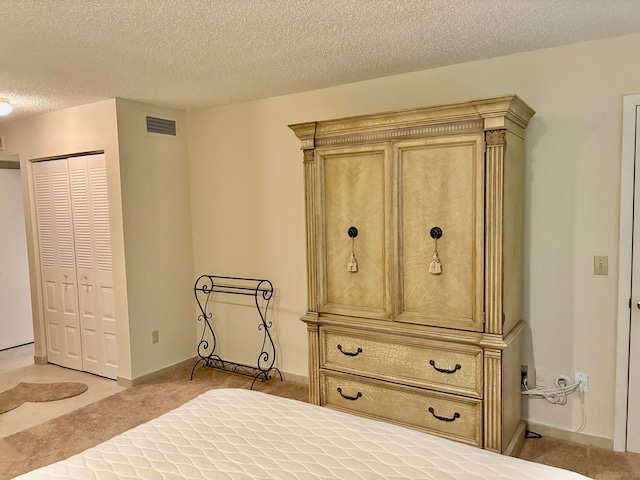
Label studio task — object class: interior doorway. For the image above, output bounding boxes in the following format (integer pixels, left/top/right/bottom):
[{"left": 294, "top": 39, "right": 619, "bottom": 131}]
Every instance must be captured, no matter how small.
[
  {"left": 615, "top": 93, "right": 640, "bottom": 452},
  {"left": 0, "top": 156, "right": 34, "bottom": 350}
]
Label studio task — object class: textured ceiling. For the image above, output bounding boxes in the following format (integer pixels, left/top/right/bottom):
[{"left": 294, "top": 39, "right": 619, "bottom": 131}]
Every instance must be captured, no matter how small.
[{"left": 1, "top": 0, "right": 640, "bottom": 122}]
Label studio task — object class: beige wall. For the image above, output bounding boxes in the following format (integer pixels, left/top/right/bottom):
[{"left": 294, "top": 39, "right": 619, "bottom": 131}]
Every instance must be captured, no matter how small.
[
  {"left": 0, "top": 98, "right": 196, "bottom": 382},
  {"left": 2, "top": 29, "right": 635, "bottom": 442},
  {"left": 115, "top": 99, "right": 195, "bottom": 379},
  {"left": 0, "top": 100, "right": 132, "bottom": 376},
  {"left": 187, "top": 102, "right": 309, "bottom": 376},
  {"left": 187, "top": 32, "right": 640, "bottom": 441}
]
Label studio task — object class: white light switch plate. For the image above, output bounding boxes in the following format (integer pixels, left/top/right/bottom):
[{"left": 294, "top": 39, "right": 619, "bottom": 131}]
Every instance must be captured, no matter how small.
[{"left": 594, "top": 255, "right": 608, "bottom": 275}]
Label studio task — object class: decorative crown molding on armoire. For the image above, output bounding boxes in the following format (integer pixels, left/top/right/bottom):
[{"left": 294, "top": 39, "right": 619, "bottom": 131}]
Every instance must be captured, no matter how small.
[{"left": 289, "top": 94, "right": 535, "bottom": 456}]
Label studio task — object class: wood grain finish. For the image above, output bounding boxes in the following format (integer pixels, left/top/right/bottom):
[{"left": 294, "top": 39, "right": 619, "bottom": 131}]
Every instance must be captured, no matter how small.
[
  {"left": 303, "top": 149, "right": 318, "bottom": 313},
  {"left": 321, "top": 371, "right": 482, "bottom": 446},
  {"left": 502, "top": 322, "right": 525, "bottom": 454},
  {"left": 396, "top": 135, "right": 484, "bottom": 331},
  {"left": 320, "top": 326, "right": 483, "bottom": 397},
  {"left": 502, "top": 132, "right": 525, "bottom": 336},
  {"left": 485, "top": 130, "right": 506, "bottom": 335},
  {"left": 483, "top": 348, "right": 503, "bottom": 452},
  {"left": 317, "top": 145, "right": 392, "bottom": 319},
  {"left": 306, "top": 319, "right": 321, "bottom": 404},
  {"left": 290, "top": 95, "right": 535, "bottom": 456}
]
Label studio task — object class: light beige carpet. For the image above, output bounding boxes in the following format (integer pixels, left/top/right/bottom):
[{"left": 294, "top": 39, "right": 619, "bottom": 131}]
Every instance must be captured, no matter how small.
[
  {"left": 0, "top": 382, "right": 88, "bottom": 415},
  {"left": 520, "top": 435, "right": 640, "bottom": 480},
  {"left": 0, "top": 366, "right": 307, "bottom": 479},
  {"left": 1, "top": 366, "right": 639, "bottom": 479}
]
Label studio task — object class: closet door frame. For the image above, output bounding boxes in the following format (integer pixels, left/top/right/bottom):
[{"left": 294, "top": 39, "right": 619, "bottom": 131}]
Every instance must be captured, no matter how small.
[
  {"left": 29, "top": 150, "right": 117, "bottom": 379},
  {"left": 614, "top": 93, "right": 640, "bottom": 451}
]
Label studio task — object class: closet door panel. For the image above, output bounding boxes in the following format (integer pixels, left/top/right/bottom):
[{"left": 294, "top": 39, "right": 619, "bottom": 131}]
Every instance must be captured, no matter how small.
[
  {"left": 396, "top": 134, "right": 484, "bottom": 331},
  {"left": 317, "top": 145, "right": 392, "bottom": 320},
  {"left": 69, "top": 153, "right": 117, "bottom": 379},
  {"left": 33, "top": 160, "right": 83, "bottom": 370},
  {"left": 98, "top": 277, "right": 118, "bottom": 371},
  {"left": 89, "top": 154, "right": 118, "bottom": 377}
]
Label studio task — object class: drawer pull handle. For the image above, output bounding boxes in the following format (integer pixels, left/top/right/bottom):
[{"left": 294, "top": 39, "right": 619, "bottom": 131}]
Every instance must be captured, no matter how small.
[
  {"left": 428, "top": 407, "right": 460, "bottom": 422},
  {"left": 337, "top": 344, "right": 363, "bottom": 357},
  {"left": 429, "top": 359, "right": 461, "bottom": 374},
  {"left": 337, "top": 387, "right": 362, "bottom": 401}
]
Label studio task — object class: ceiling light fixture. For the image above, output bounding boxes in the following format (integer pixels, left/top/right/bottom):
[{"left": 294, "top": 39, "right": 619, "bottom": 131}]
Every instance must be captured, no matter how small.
[{"left": 0, "top": 98, "right": 14, "bottom": 116}]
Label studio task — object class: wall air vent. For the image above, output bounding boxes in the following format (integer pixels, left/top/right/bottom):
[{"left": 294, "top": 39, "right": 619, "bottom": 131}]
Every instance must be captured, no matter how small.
[{"left": 145, "top": 116, "right": 177, "bottom": 136}]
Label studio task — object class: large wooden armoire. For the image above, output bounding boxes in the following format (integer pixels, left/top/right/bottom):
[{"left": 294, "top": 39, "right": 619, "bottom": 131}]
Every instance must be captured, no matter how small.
[{"left": 289, "top": 95, "right": 535, "bottom": 455}]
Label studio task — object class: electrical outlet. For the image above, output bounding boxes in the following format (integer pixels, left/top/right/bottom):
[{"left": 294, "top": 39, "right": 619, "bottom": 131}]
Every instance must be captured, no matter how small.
[
  {"left": 535, "top": 368, "right": 547, "bottom": 388},
  {"left": 521, "top": 365, "right": 535, "bottom": 387},
  {"left": 152, "top": 330, "right": 159, "bottom": 344},
  {"left": 575, "top": 372, "right": 589, "bottom": 391},
  {"left": 554, "top": 374, "right": 570, "bottom": 388}
]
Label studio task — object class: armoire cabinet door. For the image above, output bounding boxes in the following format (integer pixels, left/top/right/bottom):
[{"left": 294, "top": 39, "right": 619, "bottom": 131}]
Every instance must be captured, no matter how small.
[
  {"left": 396, "top": 133, "right": 484, "bottom": 331},
  {"left": 316, "top": 144, "right": 393, "bottom": 320}
]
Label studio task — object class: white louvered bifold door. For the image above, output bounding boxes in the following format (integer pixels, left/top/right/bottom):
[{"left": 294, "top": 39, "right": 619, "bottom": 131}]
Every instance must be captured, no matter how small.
[
  {"left": 33, "top": 160, "right": 83, "bottom": 370},
  {"left": 69, "top": 154, "right": 118, "bottom": 379}
]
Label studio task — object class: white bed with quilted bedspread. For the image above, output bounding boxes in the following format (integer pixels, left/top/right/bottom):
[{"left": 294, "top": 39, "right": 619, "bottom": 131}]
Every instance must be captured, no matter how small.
[{"left": 15, "top": 388, "right": 589, "bottom": 479}]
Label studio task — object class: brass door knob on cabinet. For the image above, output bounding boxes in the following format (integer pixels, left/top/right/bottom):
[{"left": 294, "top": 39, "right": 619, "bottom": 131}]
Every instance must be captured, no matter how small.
[{"left": 637, "top": 300, "right": 640, "bottom": 310}]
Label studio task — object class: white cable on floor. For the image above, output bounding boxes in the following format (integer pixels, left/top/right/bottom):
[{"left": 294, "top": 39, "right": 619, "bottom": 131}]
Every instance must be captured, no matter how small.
[
  {"left": 576, "top": 385, "right": 587, "bottom": 432},
  {"left": 521, "top": 379, "right": 587, "bottom": 432}
]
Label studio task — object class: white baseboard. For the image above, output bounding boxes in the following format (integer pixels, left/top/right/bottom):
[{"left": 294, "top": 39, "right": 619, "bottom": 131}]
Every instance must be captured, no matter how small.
[
  {"left": 525, "top": 421, "right": 612, "bottom": 450},
  {"left": 117, "top": 359, "right": 310, "bottom": 388},
  {"left": 281, "top": 371, "right": 309, "bottom": 385},
  {"left": 33, "top": 354, "right": 47, "bottom": 365},
  {"left": 117, "top": 356, "right": 198, "bottom": 387}
]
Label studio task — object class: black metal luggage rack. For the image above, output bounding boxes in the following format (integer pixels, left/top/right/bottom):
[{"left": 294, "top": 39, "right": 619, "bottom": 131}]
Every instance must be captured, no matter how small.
[{"left": 190, "top": 275, "right": 283, "bottom": 389}]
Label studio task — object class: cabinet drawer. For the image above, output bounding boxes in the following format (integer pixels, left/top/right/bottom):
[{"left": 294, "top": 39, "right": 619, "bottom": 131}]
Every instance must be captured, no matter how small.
[
  {"left": 321, "top": 371, "right": 482, "bottom": 447},
  {"left": 320, "top": 327, "right": 483, "bottom": 398}
]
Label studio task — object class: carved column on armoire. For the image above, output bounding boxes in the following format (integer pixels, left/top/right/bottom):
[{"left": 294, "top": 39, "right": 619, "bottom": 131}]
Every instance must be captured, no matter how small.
[
  {"left": 482, "top": 338, "right": 505, "bottom": 453},
  {"left": 482, "top": 322, "right": 526, "bottom": 454},
  {"left": 305, "top": 321, "right": 320, "bottom": 403},
  {"left": 293, "top": 122, "right": 322, "bottom": 404},
  {"left": 484, "top": 129, "right": 507, "bottom": 336},
  {"left": 302, "top": 147, "right": 318, "bottom": 315},
  {"left": 483, "top": 128, "right": 509, "bottom": 453}
]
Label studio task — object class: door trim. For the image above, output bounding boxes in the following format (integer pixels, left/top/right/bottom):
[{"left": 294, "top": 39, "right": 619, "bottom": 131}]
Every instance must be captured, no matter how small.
[{"left": 614, "top": 93, "right": 640, "bottom": 451}]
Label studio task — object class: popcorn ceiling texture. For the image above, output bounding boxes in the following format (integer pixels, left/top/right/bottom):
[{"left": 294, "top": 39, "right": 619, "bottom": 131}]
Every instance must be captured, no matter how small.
[{"left": 1, "top": 0, "right": 639, "bottom": 121}]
